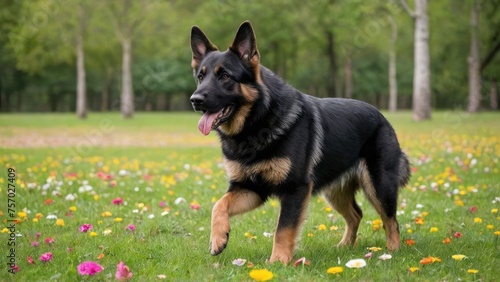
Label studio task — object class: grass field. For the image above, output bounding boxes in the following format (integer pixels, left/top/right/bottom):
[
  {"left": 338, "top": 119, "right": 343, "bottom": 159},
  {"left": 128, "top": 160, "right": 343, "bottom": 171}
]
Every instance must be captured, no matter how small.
[{"left": 1, "top": 112, "right": 499, "bottom": 281}]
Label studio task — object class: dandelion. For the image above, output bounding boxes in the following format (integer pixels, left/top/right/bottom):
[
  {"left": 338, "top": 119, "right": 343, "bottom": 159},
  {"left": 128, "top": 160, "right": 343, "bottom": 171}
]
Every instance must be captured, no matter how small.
[
  {"left": 114, "top": 217, "right": 123, "bottom": 222},
  {"left": 494, "top": 231, "right": 500, "bottom": 236},
  {"left": 79, "top": 224, "right": 93, "bottom": 233},
  {"left": 89, "top": 232, "right": 98, "bottom": 237},
  {"left": 40, "top": 252, "right": 53, "bottom": 262},
  {"left": 492, "top": 208, "right": 498, "bottom": 214},
  {"left": 430, "top": 227, "right": 439, "bottom": 233},
  {"left": 317, "top": 224, "right": 327, "bottom": 231},
  {"left": 372, "top": 219, "right": 382, "bottom": 231},
  {"left": 345, "top": 259, "right": 367, "bottom": 268},
  {"left": 101, "top": 211, "right": 112, "bottom": 217},
  {"left": 409, "top": 267, "right": 420, "bottom": 273},
  {"left": 486, "top": 224, "right": 494, "bottom": 230},
  {"left": 56, "top": 219, "right": 65, "bottom": 226},
  {"left": 18, "top": 211, "right": 28, "bottom": 220},
  {"left": 115, "top": 261, "right": 133, "bottom": 281},
  {"left": 327, "top": 266, "right": 344, "bottom": 274},
  {"left": 452, "top": 254, "right": 467, "bottom": 261},
  {"left": 467, "top": 269, "right": 479, "bottom": 274},
  {"left": 474, "top": 217, "right": 482, "bottom": 223},
  {"left": 77, "top": 261, "right": 103, "bottom": 276},
  {"left": 245, "top": 232, "right": 257, "bottom": 239},
  {"left": 330, "top": 225, "right": 339, "bottom": 231},
  {"left": 249, "top": 269, "right": 273, "bottom": 281},
  {"left": 367, "top": 246, "right": 382, "bottom": 252}
]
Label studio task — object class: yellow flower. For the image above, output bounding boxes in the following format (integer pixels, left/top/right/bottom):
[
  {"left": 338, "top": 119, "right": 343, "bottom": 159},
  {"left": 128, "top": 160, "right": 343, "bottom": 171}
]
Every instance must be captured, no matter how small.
[
  {"left": 327, "top": 266, "right": 344, "bottom": 274},
  {"left": 330, "top": 225, "right": 339, "bottom": 231},
  {"left": 492, "top": 208, "right": 498, "bottom": 214},
  {"left": 409, "top": 267, "right": 420, "bottom": 273},
  {"left": 69, "top": 206, "right": 77, "bottom": 212},
  {"left": 137, "top": 203, "right": 145, "bottom": 209},
  {"left": 56, "top": 219, "right": 65, "bottom": 226},
  {"left": 32, "top": 218, "right": 39, "bottom": 223},
  {"left": 93, "top": 194, "right": 100, "bottom": 201},
  {"left": 452, "top": 254, "right": 467, "bottom": 261},
  {"left": 101, "top": 211, "right": 112, "bottom": 217},
  {"left": 317, "top": 224, "right": 327, "bottom": 231},
  {"left": 430, "top": 227, "right": 439, "bottom": 233},
  {"left": 1, "top": 228, "right": 9, "bottom": 233},
  {"left": 368, "top": 246, "right": 382, "bottom": 252},
  {"left": 487, "top": 224, "right": 494, "bottom": 229},
  {"left": 474, "top": 217, "right": 482, "bottom": 223},
  {"left": 494, "top": 231, "right": 500, "bottom": 236},
  {"left": 372, "top": 219, "right": 382, "bottom": 231},
  {"left": 407, "top": 229, "right": 413, "bottom": 234},
  {"left": 244, "top": 232, "right": 257, "bottom": 239},
  {"left": 35, "top": 213, "right": 43, "bottom": 219},
  {"left": 467, "top": 269, "right": 479, "bottom": 274},
  {"left": 113, "top": 217, "right": 123, "bottom": 222},
  {"left": 89, "top": 231, "right": 98, "bottom": 237},
  {"left": 307, "top": 233, "right": 313, "bottom": 237},
  {"left": 17, "top": 211, "right": 28, "bottom": 220},
  {"left": 249, "top": 269, "right": 273, "bottom": 281}
]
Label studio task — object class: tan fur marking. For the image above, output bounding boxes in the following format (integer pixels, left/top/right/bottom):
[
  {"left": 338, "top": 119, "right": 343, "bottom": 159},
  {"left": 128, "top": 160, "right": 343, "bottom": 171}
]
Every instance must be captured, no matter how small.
[
  {"left": 358, "top": 160, "right": 384, "bottom": 215},
  {"left": 191, "top": 59, "right": 199, "bottom": 70},
  {"left": 270, "top": 228, "right": 296, "bottom": 264},
  {"left": 214, "top": 65, "right": 220, "bottom": 74},
  {"left": 201, "top": 65, "right": 206, "bottom": 74},
  {"left": 210, "top": 190, "right": 263, "bottom": 255},
  {"left": 219, "top": 84, "right": 258, "bottom": 136},
  {"left": 224, "top": 157, "right": 292, "bottom": 185}
]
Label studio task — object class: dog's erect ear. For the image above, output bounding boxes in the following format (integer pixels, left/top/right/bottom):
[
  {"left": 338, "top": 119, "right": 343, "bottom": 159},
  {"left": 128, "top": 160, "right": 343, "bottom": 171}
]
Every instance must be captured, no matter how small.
[
  {"left": 190, "top": 26, "right": 218, "bottom": 70},
  {"left": 230, "top": 21, "right": 260, "bottom": 66}
]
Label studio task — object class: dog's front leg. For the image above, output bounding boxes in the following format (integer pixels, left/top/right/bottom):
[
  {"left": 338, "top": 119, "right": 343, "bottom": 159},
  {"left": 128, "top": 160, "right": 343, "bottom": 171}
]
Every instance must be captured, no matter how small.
[
  {"left": 270, "top": 183, "right": 313, "bottom": 264},
  {"left": 210, "top": 188, "right": 263, "bottom": 256}
]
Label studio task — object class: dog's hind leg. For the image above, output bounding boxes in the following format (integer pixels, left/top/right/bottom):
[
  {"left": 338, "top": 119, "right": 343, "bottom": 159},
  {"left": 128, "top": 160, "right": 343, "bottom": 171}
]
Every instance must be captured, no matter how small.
[
  {"left": 322, "top": 175, "right": 362, "bottom": 247},
  {"left": 210, "top": 188, "right": 263, "bottom": 256}
]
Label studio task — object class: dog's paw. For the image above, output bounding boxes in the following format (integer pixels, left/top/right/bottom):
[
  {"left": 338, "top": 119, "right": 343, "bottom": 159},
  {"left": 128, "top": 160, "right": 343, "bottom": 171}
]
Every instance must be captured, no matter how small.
[
  {"left": 209, "top": 231, "right": 229, "bottom": 256},
  {"left": 269, "top": 253, "right": 292, "bottom": 264}
]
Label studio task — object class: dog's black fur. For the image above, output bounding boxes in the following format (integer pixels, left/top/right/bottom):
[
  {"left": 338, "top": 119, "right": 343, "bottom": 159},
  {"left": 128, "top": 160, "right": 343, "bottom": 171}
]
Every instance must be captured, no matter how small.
[{"left": 190, "top": 21, "right": 410, "bottom": 264}]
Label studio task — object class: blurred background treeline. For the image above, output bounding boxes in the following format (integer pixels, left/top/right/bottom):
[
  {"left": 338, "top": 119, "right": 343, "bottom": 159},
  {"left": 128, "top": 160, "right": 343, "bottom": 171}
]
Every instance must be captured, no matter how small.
[{"left": 0, "top": 0, "right": 498, "bottom": 118}]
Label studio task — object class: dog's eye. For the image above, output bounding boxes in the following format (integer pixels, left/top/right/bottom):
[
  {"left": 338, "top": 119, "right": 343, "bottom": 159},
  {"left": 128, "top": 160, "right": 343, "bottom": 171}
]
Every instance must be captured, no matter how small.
[
  {"left": 221, "top": 73, "right": 230, "bottom": 81},
  {"left": 197, "top": 74, "right": 203, "bottom": 82}
]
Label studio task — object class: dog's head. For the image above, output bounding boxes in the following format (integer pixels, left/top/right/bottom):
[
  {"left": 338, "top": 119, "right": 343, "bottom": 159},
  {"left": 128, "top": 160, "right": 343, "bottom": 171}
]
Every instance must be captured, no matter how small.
[{"left": 190, "top": 21, "right": 262, "bottom": 136}]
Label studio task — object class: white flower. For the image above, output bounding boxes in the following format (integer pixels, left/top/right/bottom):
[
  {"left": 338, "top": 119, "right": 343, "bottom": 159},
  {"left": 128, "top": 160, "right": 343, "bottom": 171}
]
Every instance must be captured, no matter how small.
[
  {"left": 263, "top": 232, "right": 273, "bottom": 238},
  {"left": 148, "top": 214, "right": 155, "bottom": 219},
  {"left": 345, "top": 259, "right": 367, "bottom": 268},
  {"left": 174, "top": 197, "right": 186, "bottom": 205},
  {"left": 46, "top": 214, "right": 58, "bottom": 220},
  {"left": 378, "top": 254, "right": 392, "bottom": 260},
  {"left": 416, "top": 204, "right": 424, "bottom": 209},
  {"left": 232, "top": 258, "right": 246, "bottom": 266},
  {"left": 103, "top": 229, "right": 112, "bottom": 236},
  {"left": 161, "top": 211, "right": 169, "bottom": 216},
  {"left": 65, "top": 193, "right": 77, "bottom": 201},
  {"left": 183, "top": 164, "right": 191, "bottom": 170},
  {"left": 119, "top": 169, "right": 128, "bottom": 176}
]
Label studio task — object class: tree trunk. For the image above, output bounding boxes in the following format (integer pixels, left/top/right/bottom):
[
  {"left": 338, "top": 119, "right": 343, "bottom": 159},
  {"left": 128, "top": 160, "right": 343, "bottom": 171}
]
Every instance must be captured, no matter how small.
[
  {"left": 121, "top": 37, "right": 134, "bottom": 118},
  {"left": 388, "top": 15, "right": 398, "bottom": 112},
  {"left": 412, "top": 0, "right": 431, "bottom": 120},
  {"left": 76, "top": 4, "right": 87, "bottom": 119},
  {"left": 101, "top": 66, "right": 113, "bottom": 112},
  {"left": 344, "top": 58, "right": 352, "bottom": 99},
  {"left": 467, "top": 0, "right": 481, "bottom": 113},
  {"left": 325, "top": 30, "right": 338, "bottom": 97},
  {"left": 491, "top": 80, "right": 498, "bottom": 110}
]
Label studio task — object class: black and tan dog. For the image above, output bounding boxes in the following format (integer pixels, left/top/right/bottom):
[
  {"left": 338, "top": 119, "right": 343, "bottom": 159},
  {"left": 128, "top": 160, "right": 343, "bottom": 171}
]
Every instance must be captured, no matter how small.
[{"left": 189, "top": 21, "right": 410, "bottom": 264}]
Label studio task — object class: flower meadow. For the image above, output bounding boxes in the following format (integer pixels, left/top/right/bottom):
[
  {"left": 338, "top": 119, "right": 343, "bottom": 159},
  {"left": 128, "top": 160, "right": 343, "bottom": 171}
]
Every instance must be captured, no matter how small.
[{"left": 0, "top": 112, "right": 499, "bottom": 281}]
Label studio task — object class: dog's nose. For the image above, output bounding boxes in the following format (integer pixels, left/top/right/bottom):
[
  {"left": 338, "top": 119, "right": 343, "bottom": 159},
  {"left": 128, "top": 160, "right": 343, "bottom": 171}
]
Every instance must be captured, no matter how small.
[{"left": 190, "top": 93, "right": 205, "bottom": 105}]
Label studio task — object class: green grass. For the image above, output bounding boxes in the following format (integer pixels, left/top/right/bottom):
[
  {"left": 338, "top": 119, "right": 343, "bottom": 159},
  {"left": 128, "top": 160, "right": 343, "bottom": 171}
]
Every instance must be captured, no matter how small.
[{"left": 1, "top": 112, "right": 499, "bottom": 281}]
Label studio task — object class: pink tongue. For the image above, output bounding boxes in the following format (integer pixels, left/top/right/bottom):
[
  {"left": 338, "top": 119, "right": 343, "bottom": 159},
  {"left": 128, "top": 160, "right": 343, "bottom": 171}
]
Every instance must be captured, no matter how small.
[{"left": 198, "top": 111, "right": 221, "bottom": 136}]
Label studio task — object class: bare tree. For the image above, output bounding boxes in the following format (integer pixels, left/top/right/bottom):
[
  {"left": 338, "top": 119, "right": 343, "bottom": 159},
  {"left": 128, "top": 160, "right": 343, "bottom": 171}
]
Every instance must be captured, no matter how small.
[
  {"left": 468, "top": 0, "right": 481, "bottom": 112},
  {"left": 76, "top": 3, "right": 87, "bottom": 119},
  {"left": 401, "top": 0, "right": 431, "bottom": 120}
]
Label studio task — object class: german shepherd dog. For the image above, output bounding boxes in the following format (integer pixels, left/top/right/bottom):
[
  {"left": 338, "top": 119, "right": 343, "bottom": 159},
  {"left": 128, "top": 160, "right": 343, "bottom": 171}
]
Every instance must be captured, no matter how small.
[{"left": 189, "top": 21, "right": 410, "bottom": 264}]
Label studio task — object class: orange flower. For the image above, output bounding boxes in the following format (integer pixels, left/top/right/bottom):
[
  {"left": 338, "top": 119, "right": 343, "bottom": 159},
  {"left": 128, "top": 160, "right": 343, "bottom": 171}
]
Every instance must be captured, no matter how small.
[
  {"left": 415, "top": 217, "right": 424, "bottom": 225},
  {"left": 420, "top": 256, "right": 441, "bottom": 265},
  {"left": 443, "top": 237, "right": 452, "bottom": 244},
  {"left": 405, "top": 239, "right": 416, "bottom": 246}
]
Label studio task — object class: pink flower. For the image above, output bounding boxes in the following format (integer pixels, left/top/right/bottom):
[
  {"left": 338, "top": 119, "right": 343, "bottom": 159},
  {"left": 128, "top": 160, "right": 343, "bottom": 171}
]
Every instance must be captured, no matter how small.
[
  {"left": 10, "top": 265, "right": 19, "bottom": 272},
  {"left": 79, "top": 224, "right": 93, "bottom": 233},
  {"left": 454, "top": 232, "right": 463, "bottom": 238},
  {"left": 35, "top": 232, "right": 41, "bottom": 239},
  {"left": 365, "top": 252, "right": 373, "bottom": 259},
  {"left": 115, "top": 261, "right": 133, "bottom": 281},
  {"left": 125, "top": 224, "right": 136, "bottom": 232},
  {"left": 31, "top": 241, "right": 39, "bottom": 247},
  {"left": 159, "top": 201, "right": 167, "bottom": 208},
  {"left": 44, "top": 237, "right": 54, "bottom": 245},
  {"left": 40, "top": 252, "right": 53, "bottom": 262},
  {"left": 28, "top": 256, "right": 34, "bottom": 264},
  {"left": 112, "top": 198, "right": 123, "bottom": 205},
  {"left": 77, "top": 261, "right": 103, "bottom": 276},
  {"left": 470, "top": 206, "right": 477, "bottom": 213}
]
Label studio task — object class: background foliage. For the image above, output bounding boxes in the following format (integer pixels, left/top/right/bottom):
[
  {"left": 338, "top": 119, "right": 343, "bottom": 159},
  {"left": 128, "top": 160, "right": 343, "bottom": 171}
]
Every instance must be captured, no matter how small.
[{"left": 0, "top": 0, "right": 499, "bottom": 112}]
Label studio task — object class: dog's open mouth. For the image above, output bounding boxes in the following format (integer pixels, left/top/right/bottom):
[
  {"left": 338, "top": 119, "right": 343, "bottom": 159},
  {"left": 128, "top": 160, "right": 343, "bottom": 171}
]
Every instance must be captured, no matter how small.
[{"left": 197, "top": 105, "right": 234, "bottom": 136}]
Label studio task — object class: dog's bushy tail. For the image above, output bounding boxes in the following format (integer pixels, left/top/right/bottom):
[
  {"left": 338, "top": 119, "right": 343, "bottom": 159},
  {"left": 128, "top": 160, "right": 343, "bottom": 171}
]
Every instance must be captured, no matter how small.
[{"left": 398, "top": 152, "right": 411, "bottom": 188}]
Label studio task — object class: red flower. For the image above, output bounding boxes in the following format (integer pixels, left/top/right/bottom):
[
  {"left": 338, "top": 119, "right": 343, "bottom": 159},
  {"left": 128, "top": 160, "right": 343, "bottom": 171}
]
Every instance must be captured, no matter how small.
[
  {"left": 470, "top": 206, "right": 477, "bottom": 213},
  {"left": 453, "top": 232, "right": 463, "bottom": 238},
  {"left": 405, "top": 239, "right": 416, "bottom": 246},
  {"left": 27, "top": 256, "right": 34, "bottom": 264},
  {"left": 44, "top": 237, "right": 54, "bottom": 245}
]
